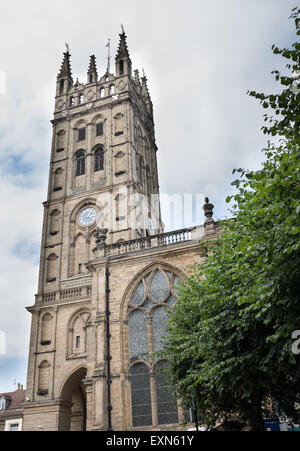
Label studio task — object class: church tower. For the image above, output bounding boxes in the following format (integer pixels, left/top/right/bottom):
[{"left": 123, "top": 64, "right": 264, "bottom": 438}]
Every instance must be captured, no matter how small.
[
  {"left": 34, "top": 31, "right": 162, "bottom": 299},
  {"left": 23, "top": 31, "right": 214, "bottom": 431}
]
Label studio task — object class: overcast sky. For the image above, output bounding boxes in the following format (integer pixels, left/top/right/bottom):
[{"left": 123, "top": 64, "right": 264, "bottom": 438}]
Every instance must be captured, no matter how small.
[{"left": 0, "top": 0, "right": 297, "bottom": 392}]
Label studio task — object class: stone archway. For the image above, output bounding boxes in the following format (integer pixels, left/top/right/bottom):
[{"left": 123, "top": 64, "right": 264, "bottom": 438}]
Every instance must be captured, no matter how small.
[{"left": 58, "top": 367, "right": 87, "bottom": 431}]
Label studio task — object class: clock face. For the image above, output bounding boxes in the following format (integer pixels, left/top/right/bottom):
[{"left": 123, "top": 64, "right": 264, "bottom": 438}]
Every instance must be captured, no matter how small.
[{"left": 78, "top": 207, "right": 97, "bottom": 227}]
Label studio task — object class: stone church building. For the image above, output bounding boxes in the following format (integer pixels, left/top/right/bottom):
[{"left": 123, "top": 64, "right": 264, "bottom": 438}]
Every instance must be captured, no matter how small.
[{"left": 23, "top": 31, "right": 218, "bottom": 431}]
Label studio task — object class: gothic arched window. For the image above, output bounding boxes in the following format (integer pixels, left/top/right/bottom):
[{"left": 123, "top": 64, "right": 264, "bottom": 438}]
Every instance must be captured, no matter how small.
[
  {"left": 59, "top": 79, "right": 64, "bottom": 94},
  {"left": 46, "top": 253, "right": 58, "bottom": 282},
  {"left": 146, "top": 166, "right": 151, "bottom": 196},
  {"left": 137, "top": 127, "right": 143, "bottom": 154},
  {"left": 56, "top": 129, "right": 66, "bottom": 149},
  {"left": 78, "top": 127, "right": 86, "bottom": 142},
  {"left": 67, "top": 310, "right": 91, "bottom": 357},
  {"left": 41, "top": 313, "right": 53, "bottom": 345},
  {"left": 38, "top": 360, "right": 51, "bottom": 396},
  {"left": 94, "top": 146, "right": 104, "bottom": 172},
  {"left": 140, "top": 156, "right": 146, "bottom": 188},
  {"left": 128, "top": 268, "right": 181, "bottom": 427},
  {"left": 49, "top": 209, "right": 60, "bottom": 236},
  {"left": 96, "top": 122, "right": 104, "bottom": 137},
  {"left": 115, "top": 193, "right": 126, "bottom": 222},
  {"left": 75, "top": 150, "right": 86, "bottom": 176},
  {"left": 155, "top": 360, "right": 179, "bottom": 425},
  {"left": 53, "top": 168, "right": 64, "bottom": 191},
  {"left": 136, "top": 155, "right": 144, "bottom": 185},
  {"left": 73, "top": 233, "right": 86, "bottom": 275},
  {"left": 115, "top": 151, "right": 125, "bottom": 176},
  {"left": 130, "top": 363, "right": 152, "bottom": 427},
  {"left": 114, "top": 113, "right": 123, "bottom": 135}
]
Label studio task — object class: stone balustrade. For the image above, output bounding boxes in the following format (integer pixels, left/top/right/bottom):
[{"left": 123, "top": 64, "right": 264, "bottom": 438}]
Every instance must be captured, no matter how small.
[
  {"left": 37, "top": 226, "right": 205, "bottom": 304},
  {"left": 106, "top": 226, "right": 199, "bottom": 257},
  {"left": 39, "top": 285, "right": 92, "bottom": 304}
]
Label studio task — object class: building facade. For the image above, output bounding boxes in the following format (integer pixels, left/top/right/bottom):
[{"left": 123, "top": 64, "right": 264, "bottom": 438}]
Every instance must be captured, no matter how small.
[
  {"left": 0, "top": 384, "right": 25, "bottom": 431},
  {"left": 23, "top": 31, "right": 218, "bottom": 431}
]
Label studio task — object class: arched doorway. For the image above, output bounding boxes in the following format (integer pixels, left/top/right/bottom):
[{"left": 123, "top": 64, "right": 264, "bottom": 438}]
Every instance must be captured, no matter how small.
[{"left": 59, "top": 367, "right": 87, "bottom": 431}]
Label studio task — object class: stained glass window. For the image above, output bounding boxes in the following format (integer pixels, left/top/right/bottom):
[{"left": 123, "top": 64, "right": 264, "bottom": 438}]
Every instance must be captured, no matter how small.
[
  {"left": 155, "top": 360, "right": 178, "bottom": 425},
  {"left": 128, "top": 268, "right": 183, "bottom": 427},
  {"left": 152, "top": 306, "right": 169, "bottom": 353},
  {"left": 150, "top": 271, "right": 169, "bottom": 303},
  {"left": 130, "top": 363, "right": 152, "bottom": 427},
  {"left": 166, "top": 295, "right": 176, "bottom": 307},
  {"left": 143, "top": 298, "right": 153, "bottom": 312},
  {"left": 130, "top": 281, "right": 145, "bottom": 306},
  {"left": 129, "top": 309, "right": 148, "bottom": 363},
  {"left": 173, "top": 276, "right": 181, "bottom": 292}
]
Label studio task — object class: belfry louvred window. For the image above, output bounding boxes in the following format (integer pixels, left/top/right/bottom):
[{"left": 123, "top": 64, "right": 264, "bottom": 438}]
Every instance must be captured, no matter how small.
[
  {"left": 75, "top": 150, "right": 86, "bottom": 176},
  {"left": 96, "top": 122, "right": 103, "bottom": 137},
  {"left": 59, "top": 79, "right": 64, "bottom": 94},
  {"left": 78, "top": 127, "right": 86, "bottom": 141},
  {"left": 94, "top": 146, "right": 104, "bottom": 172}
]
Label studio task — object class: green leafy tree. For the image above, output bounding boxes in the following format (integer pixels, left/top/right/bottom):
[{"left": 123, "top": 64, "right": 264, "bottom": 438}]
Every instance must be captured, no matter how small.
[{"left": 160, "top": 8, "right": 300, "bottom": 431}]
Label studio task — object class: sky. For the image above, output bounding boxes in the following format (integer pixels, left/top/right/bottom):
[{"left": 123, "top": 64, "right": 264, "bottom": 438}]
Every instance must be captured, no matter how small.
[{"left": 0, "top": 0, "right": 297, "bottom": 392}]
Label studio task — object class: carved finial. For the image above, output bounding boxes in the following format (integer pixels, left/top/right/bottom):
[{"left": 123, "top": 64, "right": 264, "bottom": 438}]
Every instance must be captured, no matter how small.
[
  {"left": 141, "top": 73, "right": 150, "bottom": 99},
  {"left": 93, "top": 227, "right": 108, "bottom": 246},
  {"left": 116, "top": 29, "right": 131, "bottom": 62},
  {"left": 58, "top": 50, "right": 73, "bottom": 83},
  {"left": 88, "top": 55, "right": 98, "bottom": 74},
  {"left": 134, "top": 69, "right": 142, "bottom": 93},
  {"left": 203, "top": 197, "right": 214, "bottom": 222},
  {"left": 87, "top": 55, "right": 98, "bottom": 82},
  {"left": 121, "top": 24, "right": 125, "bottom": 34},
  {"left": 92, "top": 227, "right": 108, "bottom": 257}
]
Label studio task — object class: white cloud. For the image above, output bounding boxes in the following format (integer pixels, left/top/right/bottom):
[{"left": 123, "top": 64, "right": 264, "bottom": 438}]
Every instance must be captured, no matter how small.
[{"left": 0, "top": 180, "right": 43, "bottom": 358}]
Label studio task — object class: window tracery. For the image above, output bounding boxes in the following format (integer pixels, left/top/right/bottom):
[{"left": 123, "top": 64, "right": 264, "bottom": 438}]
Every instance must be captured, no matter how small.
[{"left": 128, "top": 267, "right": 181, "bottom": 427}]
